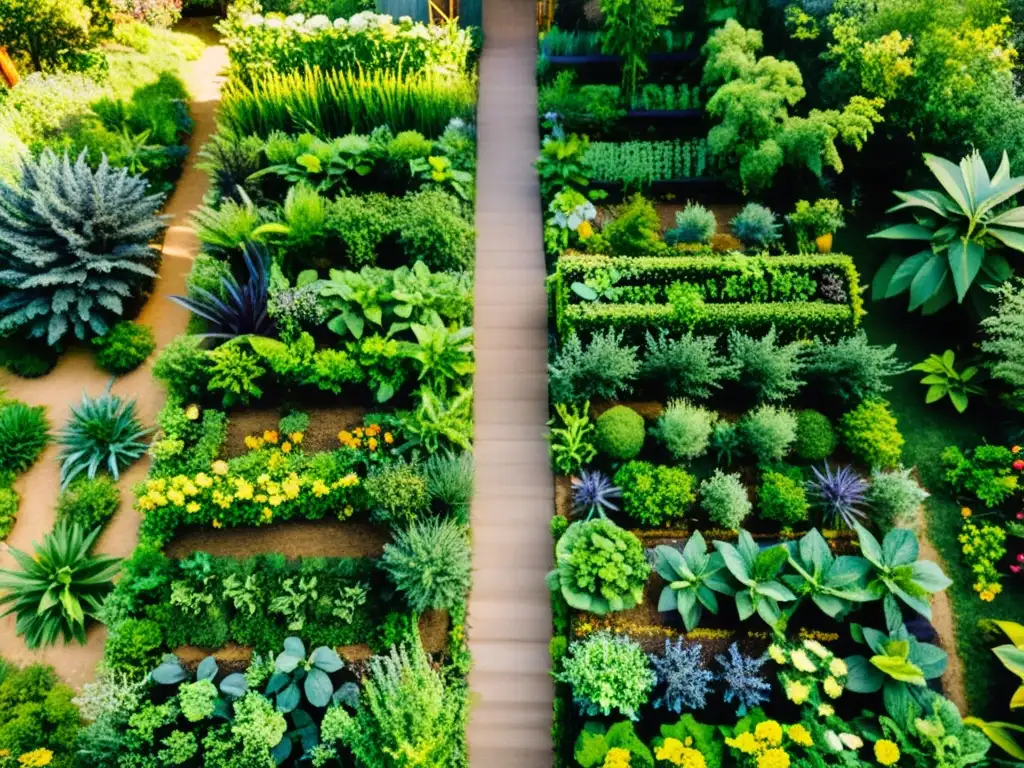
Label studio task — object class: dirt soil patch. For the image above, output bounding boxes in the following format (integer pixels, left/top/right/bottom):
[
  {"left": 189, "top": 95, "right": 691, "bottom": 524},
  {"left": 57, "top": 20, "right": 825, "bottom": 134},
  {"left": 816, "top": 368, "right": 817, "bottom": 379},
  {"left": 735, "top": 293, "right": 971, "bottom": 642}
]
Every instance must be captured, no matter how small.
[
  {"left": 591, "top": 400, "right": 665, "bottom": 422},
  {"left": 224, "top": 405, "right": 369, "bottom": 458},
  {"left": 164, "top": 520, "right": 390, "bottom": 560}
]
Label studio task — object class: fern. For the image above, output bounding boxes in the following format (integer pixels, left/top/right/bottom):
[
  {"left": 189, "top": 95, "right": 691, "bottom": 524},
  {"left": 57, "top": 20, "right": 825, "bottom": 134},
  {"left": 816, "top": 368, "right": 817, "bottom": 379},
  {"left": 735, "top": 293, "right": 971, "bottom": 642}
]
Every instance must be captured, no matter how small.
[{"left": 0, "top": 151, "right": 166, "bottom": 345}]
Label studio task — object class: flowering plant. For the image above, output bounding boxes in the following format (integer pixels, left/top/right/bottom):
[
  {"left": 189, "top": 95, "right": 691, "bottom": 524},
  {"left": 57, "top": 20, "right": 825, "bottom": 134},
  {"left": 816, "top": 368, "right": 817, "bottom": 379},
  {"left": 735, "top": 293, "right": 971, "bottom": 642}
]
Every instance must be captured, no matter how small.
[
  {"left": 958, "top": 518, "right": 1006, "bottom": 601},
  {"left": 725, "top": 715, "right": 816, "bottom": 768},
  {"left": 768, "top": 637, "right": 849, "bottom": 708}
]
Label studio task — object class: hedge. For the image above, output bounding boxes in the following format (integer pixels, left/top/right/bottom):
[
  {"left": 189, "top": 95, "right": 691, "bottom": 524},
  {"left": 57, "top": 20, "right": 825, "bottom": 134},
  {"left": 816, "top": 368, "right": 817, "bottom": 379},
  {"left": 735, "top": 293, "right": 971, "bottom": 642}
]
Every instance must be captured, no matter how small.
[{"left": 552, "top": 252, "right": 864, "bottom": 340}]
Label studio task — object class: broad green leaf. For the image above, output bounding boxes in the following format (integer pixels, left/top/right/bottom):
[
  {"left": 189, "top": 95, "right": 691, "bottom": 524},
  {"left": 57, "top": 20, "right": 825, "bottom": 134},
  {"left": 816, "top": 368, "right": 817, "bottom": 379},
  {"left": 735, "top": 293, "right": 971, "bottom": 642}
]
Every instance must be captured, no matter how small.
[
  {"left": 925, "top": 384, "right": 948, "bottom": 403},
  {"left": 277, "top": 682, "right": 301, "bottom": 713},
  {"left": 996, "top": 620, "right": 1024, "bottom": 648},
  {"left": 994, "top": 645, "right": 1024, "bottom": 680},
  {"left": 908, "top": 253, "right": 948, "bottom": 311},
  {"left": 845, "top": 655, "right": 885, "bottom": 693},
  {"left": 197, "top": 656, "right": 218, "bottom": 681},
  {"left": 1012, "top": 687, "right": 1024, "bottom": 710},
  {"left": 949, "top": 389, "right": 969, "bottom": 412},
  {"left": 658, "top": 585, "right": 677, "bottom": 612},
  {"left": 757, "top": 581, "right": 796, "bottom": 602},
  {"left": 716, "top": 542, "right": 752, "bottom": 585},
  {"left": 871, "top": 654, "right": 926, "bottom": 685},
  {"left": 871, "top": 223, "right": 935, "bottom": 240},
  {"left": 964, "top": 718, "right": 1024, "bottom": 760},
  {"left": 910, "top": 560, "right": 951, "bottom": 593},
  {"left": 987, "top": 226, "right": 1024, "bottom": 252},
  {"left": 924, "top": 153, "right": 971, "bottom": 214},
  {"left": 855, "top": 524, "right": 884, "bottom": 567},
  {"left": 882, "top": 528, "right": 919, "bottom": 566},
  {"left": 735, "top": 590, "right": 754, "bottom": 621},
  {"left": 880, "top": 251, "right": 931, "bottom": 299},
  {"left": 987, "top": 206, "right": 1024, "bottom": 229},
  {"left": 947, "top": 239, "right": 984, "bottom": 301},
  {"left": 304, "top": 667, "right": 334, "bottom": 708}
]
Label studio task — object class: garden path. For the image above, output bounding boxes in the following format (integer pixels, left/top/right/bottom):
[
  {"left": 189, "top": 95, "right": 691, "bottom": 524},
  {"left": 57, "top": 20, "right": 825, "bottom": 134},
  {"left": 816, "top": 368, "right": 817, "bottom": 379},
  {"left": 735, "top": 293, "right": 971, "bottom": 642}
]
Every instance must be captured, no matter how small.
[
  {"left": 0, "top": 21, "right": 227, "bottom": 687},
  {"left": 467, "top": 0, "right": 556, "bottom": 765}
]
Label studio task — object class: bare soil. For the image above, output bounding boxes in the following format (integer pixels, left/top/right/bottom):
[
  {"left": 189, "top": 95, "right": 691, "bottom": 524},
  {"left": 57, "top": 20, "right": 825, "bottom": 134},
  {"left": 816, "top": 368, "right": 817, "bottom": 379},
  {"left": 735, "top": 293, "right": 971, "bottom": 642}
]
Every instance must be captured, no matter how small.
[
  {"left": 224, "top": 405, "right": 369, "bottom": 458},
  {"left": 164, "top": 521, "right": 391, "bottom": 560}
]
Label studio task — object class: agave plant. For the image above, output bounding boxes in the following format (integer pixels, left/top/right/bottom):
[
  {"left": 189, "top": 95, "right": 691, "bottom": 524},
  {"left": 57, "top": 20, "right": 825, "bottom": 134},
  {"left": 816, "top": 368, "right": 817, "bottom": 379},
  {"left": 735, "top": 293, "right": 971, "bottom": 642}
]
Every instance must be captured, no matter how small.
[
  {"left": 169, "top": 241, "right": 275, "bottom": 340},
  {"left": 0, "top": 521, "right": 120, "bottom": 648},
  {"left": 58, "top": 382, "right": 151, "bottom": 488},
  {"left": 0, "top": 150, "right": 166, "bottom": 345},
  {"left": 570, "top": 469, "right": 621, "bottom": 520},
  {"left": 808, "top": 463, "right": 870, "bottom": 529},
  {"left": 653, "top": 531, "right": 735, "bottom": 631},
  {"left": 871, "top": 151, "right": 1024, "bottom": 314}
]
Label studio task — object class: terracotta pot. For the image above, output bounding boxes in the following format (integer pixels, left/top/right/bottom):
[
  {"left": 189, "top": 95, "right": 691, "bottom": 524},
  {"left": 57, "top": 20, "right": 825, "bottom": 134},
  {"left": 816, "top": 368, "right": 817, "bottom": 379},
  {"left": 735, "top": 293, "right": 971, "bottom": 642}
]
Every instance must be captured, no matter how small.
[{"left": 816, "top": 233, "right": 834, "bottom": 253}]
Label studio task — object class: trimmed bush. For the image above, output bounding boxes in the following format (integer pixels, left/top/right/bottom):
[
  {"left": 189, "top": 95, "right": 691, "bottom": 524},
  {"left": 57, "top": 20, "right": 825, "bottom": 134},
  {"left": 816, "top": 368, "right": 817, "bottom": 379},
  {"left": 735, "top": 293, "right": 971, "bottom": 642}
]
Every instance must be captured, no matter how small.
[
  {"left": 550, "top": 330, "right": 640, "bottom": 404},
  {"left": 365, "top": 461, "right": 431, "bottom": 526},
  {"left": 615, "top": 461, "right": 696, "bottom": 526},
  {"left": 55, "top": 476, "right": 121, "bottom": 532},
  {"left": 556, "top": 632, "right": 655, "bottom": 720},
  {"left": 651, "top": 399, "right": 716, "bottom": 460},
  {"left": 0, "top": 485, "right": 18, "bottom": 540},
  {"left": 92, "top": 321, "right": 157, "bottom": 374},
  {"left": 381, "top": 518, "right": 471, "bottom": 613},
  {"left": 595, "top": 406, "right": 645, "bottom": 460},
  {"left": 758, "top": 467, "right": 809, "bottom": 524},
  {"left": 665, "top": 202, "right": 717, "bottom": 245},
  {"left": 739, "top": 405, "right": 797, "bottom": 464},
  {"left": 0, "top": 402, "right": 49, "bottom": 476},
  {"left": 793, "top": 409, "right": 837, "bottom": 461},
  {"left": 731, "top": 203, "right": 781, "bottom": 249},
  {"left": 869, "top": 467, "right": 929, "bottom": 532},
  {"left": 700, "top": 470, "right": 751, "bottom": 529},
  {"left": 839, "top": 399, "right": 903, "bottom": 470}
]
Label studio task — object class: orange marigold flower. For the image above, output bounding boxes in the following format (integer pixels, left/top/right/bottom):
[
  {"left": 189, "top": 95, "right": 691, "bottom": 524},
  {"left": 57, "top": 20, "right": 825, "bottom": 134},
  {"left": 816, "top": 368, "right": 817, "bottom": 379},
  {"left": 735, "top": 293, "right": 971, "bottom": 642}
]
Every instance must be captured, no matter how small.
[{"left": 263, "top": 430, "right": 279, "bottom": 444}]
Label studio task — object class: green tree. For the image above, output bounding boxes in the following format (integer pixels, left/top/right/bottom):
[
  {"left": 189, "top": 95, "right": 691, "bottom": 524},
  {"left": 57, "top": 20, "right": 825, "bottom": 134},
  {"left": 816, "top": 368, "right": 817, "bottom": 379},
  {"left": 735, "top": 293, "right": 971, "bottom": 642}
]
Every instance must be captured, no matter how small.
[{"left": 0, "top": 0, "right": 98, "bottom": 72}]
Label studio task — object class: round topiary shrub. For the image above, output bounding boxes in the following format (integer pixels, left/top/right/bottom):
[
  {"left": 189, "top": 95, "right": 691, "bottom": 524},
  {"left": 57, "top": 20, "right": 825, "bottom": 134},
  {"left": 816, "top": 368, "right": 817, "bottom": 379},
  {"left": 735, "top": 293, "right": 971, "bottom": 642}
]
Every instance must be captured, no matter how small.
[
  {"left": 92, "top": 320, "right": 157, "bottom": 375},
  {"left": 615, "top": 461, "right": 696, "bottom": 526},
  {"left": 595, "top": 405, "right": 645, "bottom": 460},
  {"left": 793, "top": 409, "right": 837, "bottom": 461},
  {"left": 758, "top": 467, "right": 809, "bottom": 524}
]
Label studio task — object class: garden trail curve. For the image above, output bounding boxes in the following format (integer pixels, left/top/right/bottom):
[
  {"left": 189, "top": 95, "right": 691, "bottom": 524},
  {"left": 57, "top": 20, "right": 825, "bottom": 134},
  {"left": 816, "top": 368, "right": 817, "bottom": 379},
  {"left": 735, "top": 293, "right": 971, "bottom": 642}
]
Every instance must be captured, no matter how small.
[
  {"left": 467, "top": 0, "right": 556, "bottom": 765},
  {"left": 0, "top": 24, "right": 227, "bottom": 687}
]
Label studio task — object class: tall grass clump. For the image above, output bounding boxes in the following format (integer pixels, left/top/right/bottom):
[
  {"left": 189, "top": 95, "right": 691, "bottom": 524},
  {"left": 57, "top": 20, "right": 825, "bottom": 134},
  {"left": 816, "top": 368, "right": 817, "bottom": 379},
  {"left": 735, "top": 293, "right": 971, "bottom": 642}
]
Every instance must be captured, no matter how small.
[{"left": 218, "top": 67, "right": 477, "bottom": 139}]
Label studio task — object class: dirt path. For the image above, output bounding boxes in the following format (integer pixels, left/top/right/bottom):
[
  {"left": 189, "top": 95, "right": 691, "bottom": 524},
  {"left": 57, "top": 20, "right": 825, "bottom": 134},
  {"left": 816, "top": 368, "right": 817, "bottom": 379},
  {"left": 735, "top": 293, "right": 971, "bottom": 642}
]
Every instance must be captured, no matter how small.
[
  {"left": 466, "top": 1, "right": 556, "bottom": 765},
  {"left": 0, "top": 24, "right": 227, "bottom": 687},
  {"left": 164, "top": 521, "right": 390, "bottom": 560}
]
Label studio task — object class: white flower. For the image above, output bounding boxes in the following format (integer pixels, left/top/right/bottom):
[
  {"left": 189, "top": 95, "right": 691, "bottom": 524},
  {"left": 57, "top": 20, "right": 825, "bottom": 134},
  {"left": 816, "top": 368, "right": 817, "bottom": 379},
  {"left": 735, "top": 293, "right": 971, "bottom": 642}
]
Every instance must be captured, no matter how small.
[
  {"left": 398, "top": 15, "right": 412, "bottom": 23},
  {"left": 333, "top": 17, "right": 348, "bottom": 28},
  {"left": 306, "top": 14, "right": 330, "bottom": 29},
  {"left": 285, "top": 13, "right": 305, "bottom": 25},
  {"left": 265, "top": 17, "right": 283, "bottom": 28},
  {"left": 244, "top": 13, "right": 264, "bottom": 25},
  {"left": 348, "top": 14, "right": 368, "bottom": 31},
  {"left": 839, "top": 733, "right": 864, "bottom": 750},
  {"left": 802, "top": 639, "right": 830, "bottom": 659},
  {"left": 824, "top": 731, "right": 843, "bottom": 752}
]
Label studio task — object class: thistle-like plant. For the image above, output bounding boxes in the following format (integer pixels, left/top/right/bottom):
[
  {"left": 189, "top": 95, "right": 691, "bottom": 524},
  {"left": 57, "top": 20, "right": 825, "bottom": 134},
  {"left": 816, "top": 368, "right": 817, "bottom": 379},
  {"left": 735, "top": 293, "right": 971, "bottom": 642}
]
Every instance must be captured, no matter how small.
[
  {"left": 571, "top": 469, "right": 621, "bottom": 520},
  {"left": 854, "top": 523, "right": 952, "bottom": 620},
  {"left": 808, "top": 463, "right": 870, "bottom": 529},
  {"left": 650, "top": 638, "right": 715, "bottom": 713},
  {"left": 0, "top": 150, "right": 166, "bottom": 345},
  {"left": 0, "top": 521, "right": 120, "bottom": 648},
  {"left": 653, "top": 531, "right": 735, "bottom": 631},
  {"left": 714, "top": 529, "right": 796, "bottom": 628},
  {"left": 782, "top": 528, "right": 873, "bottom": 619},
  {"left": 716, "top": 643, "right": 771, "bottom": 716},
  {"left": 57, "top": 382, "right": 151, "bottom": 488},
  {"left": 169, "top": 241, "right": 275, "bottom": 340}
]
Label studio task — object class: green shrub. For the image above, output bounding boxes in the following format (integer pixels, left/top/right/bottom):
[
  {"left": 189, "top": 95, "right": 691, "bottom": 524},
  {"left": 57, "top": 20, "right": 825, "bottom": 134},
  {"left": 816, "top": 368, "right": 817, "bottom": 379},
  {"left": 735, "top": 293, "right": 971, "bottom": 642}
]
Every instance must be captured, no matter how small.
[
  {"left": 381, "top": 518, "right": 471, "bottom": 613},
  {"left": 0, "top": 401, "right": 49, "bottom": 475},
  {"left": 940, "top": 444, "right": 1015, "bottom": 509},
  {"left": 595, "top": 406, "right": 645, "bottom": 460},
  {"left": 364, "top": 461, "right": 431, "bottom": 526},
  {"left": 556, "top": 632, "right": 655, "bottom": 719},
  {"left": 392, "top": 189, "right": 475, "bottom": 272},
  {"left": 424, "top": 452, "right": 474, "bottom": 520},
  {"left": 700, "top": 470, "right": 751, "bottom": 529},
  {"left": 584, "top": 140, "right": 711, "bottom": 185},
  {"left": 278, "top": 411, "right": 309, "bottom": 437},
  {"left": 0, "top": 338, "right": 59, "bottom": 378},
  {"left": 103, "top": 617, "right": 165, "bottom": 676},
  {"left": 0, "top": 485, "right": 18, "bottom": 540},
  {"left": 758, "top": 467, "right": 809, "bottom": 524},
  {"left": 548, "top": 519, "right": 650, "bottom": 614},
  {"left": 602, "top": 194, "right": 662, "bottom": 256},
  {"left": 803, "top": 332, "right": 905, "bottom": 404},
  {"left": 869, "top": 467, "right": 929, "bottom": 532},
  {"left": 651, "top": 399, "right": 716, "bottom": 460},
  {"left": 57, "top": 385, "right": 149, "bottom": 487},
  {"left": 839, "top": 399, "right": 903, "bottom": 470},
  {"left": 641, "top": 330, "right": 734, "bottom": 400},
  {"left": 55, "top": 475, "right": 120, "bottom": 531},
  {"left": 615, "top": 461, "right": 696, "bottom": 526},
  {"left": 710, "top": 420, "right": 742, "bottom": 466},
  {"left": 727, "top": 326, "right": 805, "bottom": 403},
  {"left": 550, "top": 330, "right": 640, "bottom": 404},
  {"left": 92, "top": 321, "right": 157, "bottom": 374},
  {"left": 731, "top": 203, "right": 781, "bottom": 249},
  {"left": 793, "top": 409, "right": 837, "bottom": 462},
  {"left": 665, "top": 202, "right": 717, "bottom": 245},
  {"left": 739, "top": 405, "right": 797, "bottom": 464},
  {"left": 0, "top": 662, "right": 80, "bottom": 767},
  {"left": 0, "top": 0, "right": 97, "bottom": 73}
]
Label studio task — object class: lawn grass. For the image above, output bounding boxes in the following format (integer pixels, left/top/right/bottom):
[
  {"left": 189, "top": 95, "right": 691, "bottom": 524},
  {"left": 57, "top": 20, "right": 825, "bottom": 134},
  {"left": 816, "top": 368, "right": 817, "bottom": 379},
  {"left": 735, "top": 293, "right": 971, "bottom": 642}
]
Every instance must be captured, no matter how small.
[{"left": 840, "top": 219, "right": 1024, "bottom": 718}]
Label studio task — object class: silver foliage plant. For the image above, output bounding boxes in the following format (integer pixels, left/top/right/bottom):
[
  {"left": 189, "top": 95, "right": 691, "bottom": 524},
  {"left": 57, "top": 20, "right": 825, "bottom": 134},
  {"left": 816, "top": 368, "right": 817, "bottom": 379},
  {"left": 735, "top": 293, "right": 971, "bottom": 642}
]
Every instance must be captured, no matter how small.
[{"left": 0, "top": 150, "right": 166, "bottom": 345}]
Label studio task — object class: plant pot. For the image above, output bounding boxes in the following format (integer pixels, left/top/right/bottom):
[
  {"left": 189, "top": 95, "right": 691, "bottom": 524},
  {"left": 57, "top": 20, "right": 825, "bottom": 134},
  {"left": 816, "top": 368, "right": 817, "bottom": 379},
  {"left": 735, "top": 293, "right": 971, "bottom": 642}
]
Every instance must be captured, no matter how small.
[{"left": 816, "top": 233, "right": 834, "bottom": 253}]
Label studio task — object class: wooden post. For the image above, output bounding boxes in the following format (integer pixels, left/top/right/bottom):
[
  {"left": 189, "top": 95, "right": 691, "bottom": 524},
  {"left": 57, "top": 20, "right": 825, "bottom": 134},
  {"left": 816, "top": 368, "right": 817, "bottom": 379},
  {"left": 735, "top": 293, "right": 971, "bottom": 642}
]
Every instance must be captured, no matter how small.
[{"left": 0, "top": 48, "right": 19, "bottom": 88}]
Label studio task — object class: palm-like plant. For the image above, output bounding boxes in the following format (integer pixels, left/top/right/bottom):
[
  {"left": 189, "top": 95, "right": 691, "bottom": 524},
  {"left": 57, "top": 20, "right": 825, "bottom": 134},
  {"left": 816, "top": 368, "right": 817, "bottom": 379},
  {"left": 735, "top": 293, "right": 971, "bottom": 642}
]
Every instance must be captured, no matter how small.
[
  {"left": 871, "top": 151, "right": 1024, "bottom": 314},
  {"left": 0, "top": 521, "right": 120, "bottom": 648},
  {"left": 58, "top": 383, "right": 151, "bottom": 488},
  {"left": 169, "top": 242, "right": 275, "bottom": 340}
]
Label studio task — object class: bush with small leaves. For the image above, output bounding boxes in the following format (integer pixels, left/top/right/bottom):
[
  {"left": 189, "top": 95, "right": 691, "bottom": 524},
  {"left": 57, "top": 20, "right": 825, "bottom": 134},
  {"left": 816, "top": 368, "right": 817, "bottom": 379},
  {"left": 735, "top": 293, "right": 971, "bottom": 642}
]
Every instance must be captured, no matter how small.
[
  {"left": 556, "top": 632, "right": 655, "bottom": 720},
  {"left": 603, "top": 194, "right": 661, "bottom": 256},
  {"left": 92, "top": 321, "right": 157, "bottom": 375},
  {"left": 615, "top": 461, "right": 696, "bottom": 526},
  {"left": 727, "top": 326, "right": 805, "bottom": 403},
  {"left": 665, "top": 202, "right": 717, "bottom": 245},
  {"left": 595, "top": 405, "right": 646, "bottom": 460},
  {"left": 839, "top": 399, "right": 903, "bottom": 469},
  {"left": 793, "top": 409, "right": 837, "bottom": 462},
  {"left": 364, "top": 461, "right": 430, "bottom": 526},
  {"left": 730, "top": 203, "right": 781, "bottom": 249},
  {"left": 548, "top": 519, "right": 650, "bottom": 613},
  {"left": 710, "top": 420, "right": 742, "bottom": 466},
  {"left": 0, "top": 486, "right": 18, "bottom": 540},
  {"left": 424, "top": 452, "right": 474, "bottom": 520},
  {"left": 868, "top": 467, "right": 929, "bottom": 532},
  {"left": 550, "top": 330, "right": 640, "bottom": 404},
  {"left": 642, "top": 330, "right": 734, "bottom": 400},
  {"left": 381, "top": 518, "right": 471, "bottom": 613},
  {"left": 652, "top": 400, "right": 716, "bottom": 461},
  {"left": 700, "top": 470, "right": 751, "bottom": 529},
  {"left": 740, "top": 405, "right": 797, "bottom": 464},
  {"left": 55, "top": 475, "right": 120, "bottom": 532},
  {"left": 803, "top": 332, "right": 906, "bottom": 404},
  {"left": 758, "top": 467, "right": 809, "bottom": 525},
  {"left": 0, "top": 401, "right": 49, "bottom": 476},
  {"left": 0, "top": 338, "right": 59, "bottom": 378}
]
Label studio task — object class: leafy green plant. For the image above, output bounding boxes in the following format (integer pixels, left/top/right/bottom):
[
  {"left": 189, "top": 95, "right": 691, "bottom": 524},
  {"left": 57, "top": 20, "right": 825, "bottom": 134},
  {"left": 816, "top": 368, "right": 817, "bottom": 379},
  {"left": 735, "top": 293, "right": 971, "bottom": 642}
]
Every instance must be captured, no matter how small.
[
  {"left": 793, "top": 409, "right": 837, "bottom": 461},
  {"left": 550, "top": 330, "right": 640, "bottom": 405},
  {"left": 0, "top": 521, "right": 120, "bottom": 648},
  {"left": 653, "top": 531, "right": 735, "bottom": 631},
  {"left": 381, "top": 518, "right": 471, "bottom": 613},
  {"left": 615, "top": 460, "right": 696, "bottom": 527},
  {"left": 782, "top": 529, "right": 873, "bottom": 619},
  {"left": 758, "top": 467, "right": 809, "bottom": 525},
  {"left": 548, "top": 401, "right": 598, "bottom": 475},
  {"left": 0, "top": 151, "right": 165, "bottom": 345},
  {"left": 642, "top": 330, "right": 734, "bottom": 400},
  {"left": 56, "top": 475, "right": 120, "bottom": 531},
  {"left": 403, "top": 318, "right": 474, "bottom": 395},
  {"left": 731, "top": 203, "right": 781, "bottom": 249},
  {"left": 150, "top": 654, "right": 249, "bottom": 704},
  {"left": 536, "top": 131, "right": 597, "bottom": 202},
  {"left": 854, "top": 523, "right": 952, "bottom": 620},
  {"left": 400, "top": 386, "right": 473, "bottom": 454},
  {"left": 700, "top": 470, "right": 752, "bottom": 529},
  {"left": 91, "top": 321, "right": 157, "bottom": 375},
  {"left": 740, "top": 405, "right": 797, "bottom": 464},
  {"left": 787, "top": 198, "right": 845, "bottom": 250},
  {"left": 989, "top": 620, "right": 1024, "bottom": 710},
  {"left": 980, "top": 279, "right": 1024, "bottom": 406},
  {"left": 556, "top": 631, "right": 655, "bottom": 719},
  {"left": 424, "top": 452, "right": 474, "bottom": 518},
  {"left": 266, "top": 637, "right": 347, "bottom": 712},
  {"left": 910, "top": 350, "right": 984, "bottom": 413},
  {"left": 652, "top": 399, "right": 716, "bottom": 460},
  {"left": 714, "top": 529, "right": 796, "bottom": 627},
  {"left": 595, "top": 405, "right": 646, "bottom": 460},
  {"left": 574, "top": 721, "right": 654, "bottom": 768},
  {"left": 840, "top": 399, "right": 904, "bottom": 470},
  {"left": 600, "top": 0, "right": 680, "bottom": 96},
  {"left": 409, "top": 155, "right": 473, "bottom": 201},
  {"left": 868, "top": 467, "right": 930, "bottom": 533},
  {"left": 57, "top": 382, "right": 150, "bottom": 488},
  {"left": 941, "top": 444, "right": 1017, "bottom": 508},
  {"left": 804, "top": 332, "right": 906, "bottom": 404},
  {"left": 0, "top": 401, "right": 49, "bottom": 475},
  {"left": 727, "top": 326, "right": 805, "bottom": 402},
  {"left": 547, "top": 519, "right": 651, "bottom": 614},
  {"left": 871, "top": 151, "right": 1024, "bottom": 314}
]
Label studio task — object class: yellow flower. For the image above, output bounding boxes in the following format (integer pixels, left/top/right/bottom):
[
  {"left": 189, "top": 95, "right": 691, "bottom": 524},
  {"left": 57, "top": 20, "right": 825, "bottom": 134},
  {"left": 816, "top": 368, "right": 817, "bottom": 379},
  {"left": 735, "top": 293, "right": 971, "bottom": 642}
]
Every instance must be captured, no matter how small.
[
  {"left": 262, "top": 508, "right": 273, "bottom": 521},
  {"left": 790, "top": 649, "right": 817, "bottom": 673},
  {"left": 281, "top": 442, "right": 292, "bottom": 454},
  {"left": 269, "top": 495, "right": 283, "bottom": 507},
  {"left": 785, "top": 679, "right": 810, "bottom": 705},
  {"left": 787, "top": 724, "right": 813, "bottom": 748},
  {"left": 803, "top": 639, "right": 829, "bottom": 659},
  {"left": 961, "top": 507, "right": 973, "bottom": 518},
  {"left": 312, "top": 479, "right": 330, "bottom": 497},
  {"left": 290, "top": 432, "right": 303, "bottom": 444},
  {"left": 244, "top": 435, "right": 263, "bottom": 450},
  {"left": 384, "top": 432, "right": 394, "bottom": 444},
  {"left": 756, "top": 748, "right": 790, "bottom": 768},
  {"left": 829, "top": 658, "right": 848, "bottom": 677},
  {"left": 726, "top": 732, "right": 760, "bottom": 755},
  {"left": 755, "top": 721, "right": 784, "bottom": 746},
  {"left": 365, "top": 424, "right": 380, "bottom": 437},
  {"left": 655, "top": 738, "right": 706, "bottom": 768},
  {"left": 234, "top": 479, "right": 254, "bottom": 501},
  {"left": 254, "top": 493, "right": 268, "bottom": 503},
  {"left": 817, "top": 703, "right": 834, "bottom": 717},
  {"left": 186, "top": 502, "right": 200, "bottom": 514},
  {"left": 185, "top": 404, "right": 200, "bottom": 421},
  {"left": 602, "top": 747, "right": 631, "bottom": 768},
  {"left": 1014, "top": 445, "right": 1022, "bottom": 454},
  {"left": 263, "top": 430, "right": 279, "bottom": 444},
  {"left": 340, "top": 473, "right": 359, "bottom": 487},
  {"left": 980, "top": 590, "right": 996, "bottom": 602},
  {"left": 577, "top": 220, "right": 594, "bottom": 239},
  {"left": 354, "top": 427, "right": 364, "bottom": 438},
  {"left": 874, "top": 739, "right": 900, "bottom": 766},
  {"left": 282, "top": 477, "right": 300, "bottom": 499},
  {"left": 195, "top": 472, "right": 213, "bottom": 488},
  {"left": 212, "top": 519, "right": 222, "bottom": 529},
  {"left": 18, "top": 748, "right": 54, "bottom": 767},
  {"left": 212, "top": 460, "right": 229, "bottom": 476},
  {"left": 768, "top": 644, "right": 787, "bottom": 664},
  {"left": 368, "top": 437, "right": 378, "bottom": 451},
  {"left": 167, "top": 489, "right": 185, "bottom": 506},
  {"left": 823, "top": 676, "right": 843, "bottom": 699}
]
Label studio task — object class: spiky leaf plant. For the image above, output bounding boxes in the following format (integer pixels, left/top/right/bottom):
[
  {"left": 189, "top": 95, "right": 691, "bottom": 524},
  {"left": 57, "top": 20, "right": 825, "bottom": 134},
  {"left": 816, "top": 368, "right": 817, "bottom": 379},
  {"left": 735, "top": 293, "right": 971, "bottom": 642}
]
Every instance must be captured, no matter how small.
[
  {"left": 0, "top": 521, "right": 120, "bottom": 648},
  {"left": 0, "top": 151, "right": 166, "bottom": 345},
  {"left": 808, "top": 463, "right": 870, "bottom": 529},
  {"left": 380, "top": 518, "right": 471, "bottom": 613},
  {"left": 58, "top": 383, "right": 151, "bottom": 488},
  {"left": 0, "top": 401, "right": 49, "bottom": 475},
  {"left": 169, "top": 242, "right": 275, "bottom": 340},
  {"left": 571, "top": 469, "right": 622, "bottom": 520}
]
